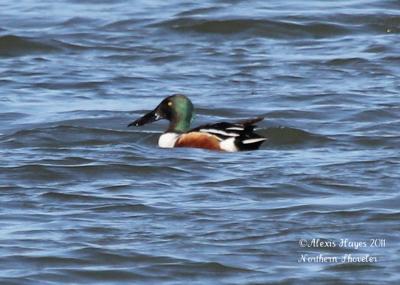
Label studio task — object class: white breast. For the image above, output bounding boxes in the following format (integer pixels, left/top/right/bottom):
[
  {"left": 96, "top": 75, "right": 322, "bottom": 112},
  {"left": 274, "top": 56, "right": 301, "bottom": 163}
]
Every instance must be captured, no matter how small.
[{"left": 158, "top": 133, "right": 179, "bottom": 148}]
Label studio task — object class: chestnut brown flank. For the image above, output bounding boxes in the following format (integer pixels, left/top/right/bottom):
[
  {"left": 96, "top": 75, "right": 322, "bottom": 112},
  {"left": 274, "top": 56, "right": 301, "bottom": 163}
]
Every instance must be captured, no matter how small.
[{"left": 174, "top": 132, "right": 221, "bottom": 150}]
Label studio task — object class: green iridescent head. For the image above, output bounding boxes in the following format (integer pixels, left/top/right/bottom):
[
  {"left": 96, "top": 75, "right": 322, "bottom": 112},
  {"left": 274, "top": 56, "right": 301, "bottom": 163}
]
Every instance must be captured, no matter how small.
[{"left": 128, "top": 94, "right": 195, "bottom": 133}]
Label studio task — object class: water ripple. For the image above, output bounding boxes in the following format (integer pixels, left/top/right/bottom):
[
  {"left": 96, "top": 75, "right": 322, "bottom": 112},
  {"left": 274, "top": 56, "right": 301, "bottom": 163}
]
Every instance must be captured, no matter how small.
[
  {"left": 152, "top": 18, "right": 350, "bottom": 38},
  {"left": 0, "top": 35, "right": 60, "bottom": 57}
]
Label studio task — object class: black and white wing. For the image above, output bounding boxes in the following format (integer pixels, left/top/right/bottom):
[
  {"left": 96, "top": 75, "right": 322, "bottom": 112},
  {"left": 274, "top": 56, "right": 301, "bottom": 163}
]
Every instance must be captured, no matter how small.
[{"left": 190, "top": 117, "right": 266, "bottom": 151}]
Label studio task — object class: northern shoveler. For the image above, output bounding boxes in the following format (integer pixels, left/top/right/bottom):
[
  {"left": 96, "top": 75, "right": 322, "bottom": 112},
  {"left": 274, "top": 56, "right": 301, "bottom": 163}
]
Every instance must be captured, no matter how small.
[{"left": 128, "top": 94, "right": 266, "bottom": 152}]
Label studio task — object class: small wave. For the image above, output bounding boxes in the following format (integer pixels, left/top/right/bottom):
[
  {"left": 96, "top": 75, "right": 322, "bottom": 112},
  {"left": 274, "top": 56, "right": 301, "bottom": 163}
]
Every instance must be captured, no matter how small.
[
  {"left": 346, "top": 108, "right": 399, "bottom": 122},
  {"left": 382, "top": 55, "right": 400, "bottom": 62},
  {"left": 179, "top": 260, "right": 255, "bottom": 273},
  {"left": 40, "top": 191, "right": 116, "bottom": 202},
  {"left": 326, "top": 57, "right": 370, "bottom": 66},
  {"left": 243, "top": 184, "right": 319, "bottom": 199},
  {"left": 350, "top": 135, "right": 399, "bottom": 148},
  {"left": 327, "top": 262, "right": 382, "bottom": 272},
  {"left": 0, "top": 35, "right": 59, "bottom": 57},
  {"left": 1, "top": 164, "right": 69, "bottom": 182},
  {"left": 3, "top": 162, "right": 190, "bottom": 184},
  {"left": 367, "top": 211, "right": 400, "bottom": 221},
  {"left": 152, "top": 17, "right": 349, "bottom": 39},
  {"left": 54, "top": 39, "right": 92, "bottom": 51},
  {"left": 70, "top": 247, "right": 165, "bottom": 263},
  {"left": 88, "top": 203, "right": 154, "bottom": 213},
  {"left": 0, "top": 112, "right": 29, "bottom": 122},
  {"left": 175, "top": 6, "right": 223, "bottom": 17},
  {"left": 2, "top": 125, "right": 142, "bottom": 148},
  {"left": 260, "top": 127, "right": 332, "bottom": 147},
  {"left": 47, "top": 268, "right": 145, "bottom": 281},
  {"left": 300, "top": 177, "right": 365, "bottom": 193},
  {"left": 58, "top": 16, "right": 101, "bottom": 28},
  {"left": 102, "top": 19, "right": 146, "bottom": 31},
  {"left": 6, "top": 254, "right": 87, "bottom": 267}
]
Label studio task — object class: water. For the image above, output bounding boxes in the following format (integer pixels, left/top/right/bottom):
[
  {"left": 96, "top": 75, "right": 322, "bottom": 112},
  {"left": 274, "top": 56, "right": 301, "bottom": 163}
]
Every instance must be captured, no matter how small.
[{"left": 1, "top": 0, "right": 399, "bottom": 284}]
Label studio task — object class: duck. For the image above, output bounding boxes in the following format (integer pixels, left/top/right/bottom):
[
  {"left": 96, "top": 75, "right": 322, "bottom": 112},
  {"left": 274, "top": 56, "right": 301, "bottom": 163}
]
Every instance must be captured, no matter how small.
[{"left": 128, "top": 94, "right": 266, "bottom": 152}]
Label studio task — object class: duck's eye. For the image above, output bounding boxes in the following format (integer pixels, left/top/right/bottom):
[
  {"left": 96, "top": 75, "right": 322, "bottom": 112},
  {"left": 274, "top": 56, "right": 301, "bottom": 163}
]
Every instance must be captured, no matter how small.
[{"left": 167, "top": 101, "right": 173, "bottom": 107}]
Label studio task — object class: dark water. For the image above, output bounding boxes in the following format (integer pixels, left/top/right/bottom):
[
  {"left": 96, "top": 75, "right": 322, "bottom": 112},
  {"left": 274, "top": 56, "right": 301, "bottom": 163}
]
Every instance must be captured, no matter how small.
[{"left": 1, "top": 0, "right": 400, "bottom": 284}]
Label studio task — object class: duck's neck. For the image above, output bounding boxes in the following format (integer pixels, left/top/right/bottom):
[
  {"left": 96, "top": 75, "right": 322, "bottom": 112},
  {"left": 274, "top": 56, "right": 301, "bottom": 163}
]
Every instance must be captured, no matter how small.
[{"left": 168, "top": 119, "right": 190, "bottom": 133}]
